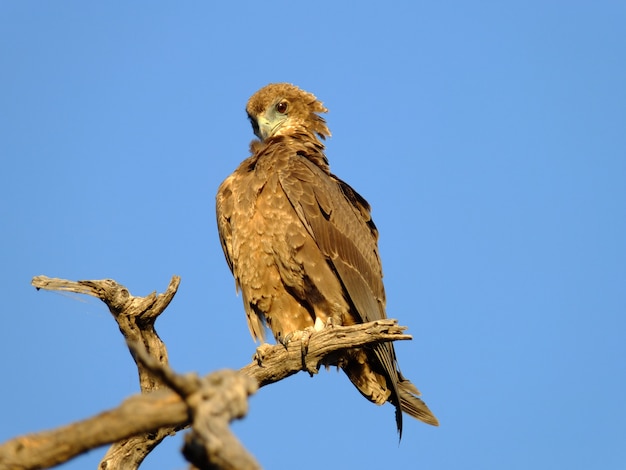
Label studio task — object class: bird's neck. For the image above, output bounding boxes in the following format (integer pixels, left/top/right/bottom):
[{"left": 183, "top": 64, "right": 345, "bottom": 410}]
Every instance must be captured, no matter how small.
[{"left": 252, "top": 130, "right": 331, "bottom": 174}]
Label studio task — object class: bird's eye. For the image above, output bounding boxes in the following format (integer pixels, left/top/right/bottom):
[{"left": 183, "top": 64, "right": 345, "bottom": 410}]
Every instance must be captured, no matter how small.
[{"left": 275, "top": 101, "right": 288, "bottom": 114}]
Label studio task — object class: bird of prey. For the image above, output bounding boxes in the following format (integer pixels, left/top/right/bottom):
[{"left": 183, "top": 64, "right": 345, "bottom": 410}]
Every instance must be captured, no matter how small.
[{"left": 216, "top": 83, "right": 438, "bottom": 434}]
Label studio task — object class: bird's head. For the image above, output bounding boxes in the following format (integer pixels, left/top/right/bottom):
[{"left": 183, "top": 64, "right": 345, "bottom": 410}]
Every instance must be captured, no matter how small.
[{"left": 246, "top": 83, "right": 331, "bottom": 142}]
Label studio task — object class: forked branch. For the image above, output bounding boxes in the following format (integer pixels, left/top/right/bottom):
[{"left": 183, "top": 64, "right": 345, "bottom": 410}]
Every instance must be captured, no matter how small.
[{"left": 0, "top": 276, "right": 412, "bottom": 470}]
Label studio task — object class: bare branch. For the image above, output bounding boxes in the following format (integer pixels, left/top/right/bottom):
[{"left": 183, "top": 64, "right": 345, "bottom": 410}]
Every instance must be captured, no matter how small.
[
  {"left": 181, "top": 371, "right": 260, "bottom": 470},
  {"left": 131, "top": 342, "right": 260, "bottom": 470},
  {"left": 31, "top": 275, "right": 183, "bottom": 469},
  {"left": 0, "top": 276, "right": 412, "bottom": 470},
  {"left": 0, "top": 390, "right": 187, "bottom": 470},
  {"left": 32, "top": 275, "right": 179, "bottom": 387},
  {"left": 241, "top": 319, "right": 411, "bottom": 387}
]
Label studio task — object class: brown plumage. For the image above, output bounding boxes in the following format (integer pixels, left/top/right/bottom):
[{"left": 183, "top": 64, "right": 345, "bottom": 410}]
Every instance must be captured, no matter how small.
[{"left": 216, "top": 83, "right": 438, "bottom": 434}]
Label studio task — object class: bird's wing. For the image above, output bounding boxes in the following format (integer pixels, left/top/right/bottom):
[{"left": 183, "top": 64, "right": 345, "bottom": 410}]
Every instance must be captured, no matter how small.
[
  {"left": 216, "top": 168, "right": 270, "bottom": 341},
  {"left": 279, "top": 153, "right": 406, "bottom": 430},
  {"left": 278, "top": 155, "right": 386, "bottom": 323},
  {"left": 216, "top": 174, "right": 235, "bottom": 275}
]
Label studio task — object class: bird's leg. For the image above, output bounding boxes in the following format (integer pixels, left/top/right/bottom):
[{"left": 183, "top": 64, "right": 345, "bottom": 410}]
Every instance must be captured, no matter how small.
[
  {"left": 280, "top": 317, "right": 326, "bottom": 376},
  {"left": 281, "top": 328, "right": 313, "bottom": 355},
  {"left": 281, "top": 317, "right": 325, "bottom": 352}
]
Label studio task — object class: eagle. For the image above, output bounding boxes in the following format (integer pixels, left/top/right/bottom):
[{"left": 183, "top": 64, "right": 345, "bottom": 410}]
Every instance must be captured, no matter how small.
[{"left": 216, "top": 83, "right": 438, "bottom": 434}]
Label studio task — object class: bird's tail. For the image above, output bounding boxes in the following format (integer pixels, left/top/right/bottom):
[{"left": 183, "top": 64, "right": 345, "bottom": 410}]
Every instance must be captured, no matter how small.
[{"left": 397, "top": 377, "right": 439, "bottom": 426}]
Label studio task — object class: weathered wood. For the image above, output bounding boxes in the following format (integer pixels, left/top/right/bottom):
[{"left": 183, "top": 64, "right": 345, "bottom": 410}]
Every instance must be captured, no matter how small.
[
  {"left": 0, "top": 276, "right": 412, "bottom": 470},
  {"left": 0, "top": 390, "right": 187, "bottom": 470},
  {"left": 32, "top": 275, "right": 182, "bottom": 469}
]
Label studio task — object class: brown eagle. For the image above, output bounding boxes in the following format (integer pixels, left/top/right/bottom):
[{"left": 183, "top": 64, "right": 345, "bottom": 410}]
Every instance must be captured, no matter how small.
[{"left": 216, "top": 83, "right": 438, "bottom": 434}]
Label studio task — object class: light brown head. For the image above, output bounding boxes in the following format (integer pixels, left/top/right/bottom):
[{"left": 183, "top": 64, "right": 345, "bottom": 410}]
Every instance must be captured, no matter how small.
[{"left": 246, "top": 83, "right": 331, "bottom": 142}]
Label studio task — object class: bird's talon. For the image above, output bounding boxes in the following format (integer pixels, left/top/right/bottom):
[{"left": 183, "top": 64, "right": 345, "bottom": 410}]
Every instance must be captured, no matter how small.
[
  {"left": 278, "top": 327, "right": 319, "bottom": 372},
  {"left": 253, "top": 343, "right": 274, "bottom": 366},
  {"left": 300, "top": 329, "right": 312, "bottom": 356},
  {"left": 279, "top": 332, "right": 292, "bottom": 349}
]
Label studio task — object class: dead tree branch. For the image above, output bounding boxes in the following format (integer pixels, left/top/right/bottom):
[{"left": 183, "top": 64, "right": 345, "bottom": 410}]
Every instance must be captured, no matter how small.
[
  {"left": 130, "top": 342, "right": 260, "bottom": 470},
  {"left": 0, "top": 276, "right": 412, "bottom": 470},
  {"left": 240, "top": 318, "right": 412, "bottom": 386},
  {"left": 31, "top": 275, "right": 182, "bottom": 469},
  {"left": 0, "top": 389, "right": 187, "bottom": 470},
  {"left": 31, "top": 275, "right": 178, "bottom": 391}
]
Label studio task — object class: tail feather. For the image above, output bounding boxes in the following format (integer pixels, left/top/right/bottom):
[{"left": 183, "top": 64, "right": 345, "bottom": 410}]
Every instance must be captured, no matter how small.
[
  {"left": 343, "top": 345, "right": 439, "bottom": 435},
  {"left": 398, "top": 378, "right": 439, "bottom": 426}
]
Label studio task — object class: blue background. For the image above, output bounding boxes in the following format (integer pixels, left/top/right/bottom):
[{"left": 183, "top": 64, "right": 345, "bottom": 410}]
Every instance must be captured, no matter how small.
[{"left": 1, "top": 2, "right": 625, "bottom": 469}]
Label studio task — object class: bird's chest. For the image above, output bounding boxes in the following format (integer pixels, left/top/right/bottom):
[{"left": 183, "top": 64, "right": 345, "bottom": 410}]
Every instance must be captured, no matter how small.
[
  {"left": 234, "top": 166, "right": 287, "bottom": 222},
  {"left": 230, "top": 166, "right": 305, "bottom": 284}
]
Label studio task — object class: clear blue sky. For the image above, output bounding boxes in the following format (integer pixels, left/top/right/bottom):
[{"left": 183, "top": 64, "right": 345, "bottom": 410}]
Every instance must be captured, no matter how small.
[{"left": 1, "top": 2, "right": 625, "bottom": 469}]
